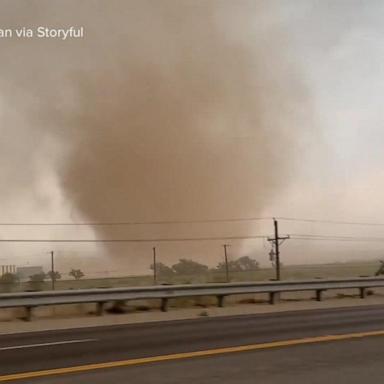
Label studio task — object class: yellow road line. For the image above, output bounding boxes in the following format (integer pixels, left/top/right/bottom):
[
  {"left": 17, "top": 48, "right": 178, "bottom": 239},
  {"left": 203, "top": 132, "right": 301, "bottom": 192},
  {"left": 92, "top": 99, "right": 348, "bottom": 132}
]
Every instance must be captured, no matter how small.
[{"left": 1, "top": 329, "right": 384, "bottom": 382}]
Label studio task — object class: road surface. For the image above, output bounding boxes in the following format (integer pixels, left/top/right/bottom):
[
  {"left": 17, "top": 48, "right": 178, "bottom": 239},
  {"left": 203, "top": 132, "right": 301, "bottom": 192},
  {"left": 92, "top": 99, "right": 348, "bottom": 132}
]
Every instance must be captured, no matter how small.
[{"left": 1, "top": 305, "right": 384, "bottom": 383}]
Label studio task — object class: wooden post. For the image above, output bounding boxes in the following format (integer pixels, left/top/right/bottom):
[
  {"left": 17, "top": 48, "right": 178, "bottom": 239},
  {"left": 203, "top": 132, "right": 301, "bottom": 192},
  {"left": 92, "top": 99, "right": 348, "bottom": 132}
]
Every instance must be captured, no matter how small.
[
  {"left": 161, "top": 298, "right": 169, "bottom": 312},
  {"left": 217, "top": 295, "right": 225, "bottom": 307}
]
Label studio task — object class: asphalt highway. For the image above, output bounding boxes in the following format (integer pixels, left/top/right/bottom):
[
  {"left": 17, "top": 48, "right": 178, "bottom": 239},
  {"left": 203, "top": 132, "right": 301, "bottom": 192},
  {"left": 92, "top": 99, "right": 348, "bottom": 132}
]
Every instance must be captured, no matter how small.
[{"left": 1, "top": 305, "right": 384, "bottom": 383}]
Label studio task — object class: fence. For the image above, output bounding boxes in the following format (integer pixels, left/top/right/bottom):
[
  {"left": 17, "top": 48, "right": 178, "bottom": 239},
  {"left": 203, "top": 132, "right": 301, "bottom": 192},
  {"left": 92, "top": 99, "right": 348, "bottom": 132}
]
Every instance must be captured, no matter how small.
[{"left": 1, "top": 277, "right": 384, "bottom": 320}]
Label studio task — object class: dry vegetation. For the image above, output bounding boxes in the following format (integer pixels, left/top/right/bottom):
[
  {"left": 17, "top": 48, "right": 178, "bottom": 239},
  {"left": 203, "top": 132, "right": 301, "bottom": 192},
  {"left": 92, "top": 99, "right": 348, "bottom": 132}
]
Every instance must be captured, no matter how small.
[{"left": 0, "top": 260, "right": 380, "bottom": 294}]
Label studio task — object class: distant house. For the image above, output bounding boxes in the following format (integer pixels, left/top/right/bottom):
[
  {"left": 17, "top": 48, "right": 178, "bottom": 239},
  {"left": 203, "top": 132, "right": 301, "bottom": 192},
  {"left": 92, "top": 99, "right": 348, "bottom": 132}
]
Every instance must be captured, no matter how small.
[{"left": 16, "top": 266, "right": 44, "bottom": 281}]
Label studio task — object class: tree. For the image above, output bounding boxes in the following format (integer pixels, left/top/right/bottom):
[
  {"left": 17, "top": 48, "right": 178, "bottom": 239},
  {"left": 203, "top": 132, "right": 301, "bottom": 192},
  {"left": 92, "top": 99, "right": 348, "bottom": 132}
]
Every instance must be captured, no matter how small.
[
  {"left": 0, "top": 272, "right": 18, "bottom": 284},
  {"left": 29, "top": 272, "right": 47, "bottom": 282},
  {"left": 375, "top": 260, "right": 384, "bottom": 276},
  {"left": 0, "top": 273, "right": 19, "bottom": 293},
  {"left": 215, "top": 260, "right": 238, "bottom": 272},
  {"left": 28, "top": 272, "right": 47, "bottom": 291},
  {"left": 150, "top": 262, "right": 174, "bottom": 278},
  {"left": 235, "top": 256, "right": 260, "bottom": 271},
  {"left": 172, "top": 259, "right": 209, "bottom": 275},
  {"left": 47, "top": 271, "right": 62, "bottom": 281},
  {"left": 215, "top": 256, "right": 259, "bottom": 272},
  {"left": 69, "top": 269, "right": 85, "bottom": 280}
]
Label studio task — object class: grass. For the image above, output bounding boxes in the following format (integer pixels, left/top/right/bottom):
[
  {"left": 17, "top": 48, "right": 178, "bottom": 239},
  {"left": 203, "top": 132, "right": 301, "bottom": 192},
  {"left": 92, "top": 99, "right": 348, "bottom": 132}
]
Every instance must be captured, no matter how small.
[{"left": 0, "top": 260, "right": 380, "bottom": 293}]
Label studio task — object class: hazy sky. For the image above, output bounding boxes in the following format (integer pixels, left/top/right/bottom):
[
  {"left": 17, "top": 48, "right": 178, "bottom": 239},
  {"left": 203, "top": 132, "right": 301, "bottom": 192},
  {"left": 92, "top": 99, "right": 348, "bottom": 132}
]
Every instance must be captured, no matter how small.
[
  {"left": 269, "top": 0, "right": 384, "bottom": 220},
  {"left": 0, "top": 1, "right": 384, "bottom": 274}
]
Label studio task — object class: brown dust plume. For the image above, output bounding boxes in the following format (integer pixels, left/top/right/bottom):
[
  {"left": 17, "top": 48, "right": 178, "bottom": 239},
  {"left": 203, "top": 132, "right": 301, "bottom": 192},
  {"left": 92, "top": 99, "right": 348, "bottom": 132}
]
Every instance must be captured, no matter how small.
[{"left": 0, "top": 1, "right": 316, "bottom": 268}]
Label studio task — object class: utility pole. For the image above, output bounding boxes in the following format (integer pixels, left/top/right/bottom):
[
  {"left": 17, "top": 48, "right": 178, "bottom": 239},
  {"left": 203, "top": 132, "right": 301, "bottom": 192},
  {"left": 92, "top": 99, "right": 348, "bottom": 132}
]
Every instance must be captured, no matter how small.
[
  {"left": 274, "top": 219, "right": 281, "bottom": 280},
  {"left": 223, "top": 244, "right": 230, "bottom": 282},
  {"left": 268, "top": 219, "right": 289, "bottom": 280},
  {"left": 153, "top": 247, "right": 157, "bottom": 285},
  {"left": 50, "top": 251, "right": 55, "bottom": 290}
]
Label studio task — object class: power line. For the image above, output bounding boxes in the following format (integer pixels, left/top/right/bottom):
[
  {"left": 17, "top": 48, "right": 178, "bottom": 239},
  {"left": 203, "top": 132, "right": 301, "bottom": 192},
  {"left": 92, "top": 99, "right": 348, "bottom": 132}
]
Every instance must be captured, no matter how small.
[
  {"left": 290, "top": 234, "right": 384, "bottom": 242},
  {"left": 0, "top": 234, "right": 269, "bottom": 243},
  {"left": 292, "top": 233, "right": 384, "bottom": 240},
  {"left": 291, "top": 238, "right": 384, "bottom": 242},
  {"left": 0, "top": 217, "right": 273, "bottom": 226},
  {"left": 2, "top": 216, "right": 384, "bottom": 227},
  {"left": 277, "top": 217, "right": 384, "bottom": 227}
]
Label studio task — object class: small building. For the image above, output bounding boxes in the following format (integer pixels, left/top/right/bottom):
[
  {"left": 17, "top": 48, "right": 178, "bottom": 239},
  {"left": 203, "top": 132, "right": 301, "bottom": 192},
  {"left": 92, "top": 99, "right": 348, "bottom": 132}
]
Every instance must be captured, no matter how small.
[
  {"left": 16, "top": 266, "right": 44, "bottom": 281},
  {"left": 1, "top": 265, "right": 17, "bottom": 275}
]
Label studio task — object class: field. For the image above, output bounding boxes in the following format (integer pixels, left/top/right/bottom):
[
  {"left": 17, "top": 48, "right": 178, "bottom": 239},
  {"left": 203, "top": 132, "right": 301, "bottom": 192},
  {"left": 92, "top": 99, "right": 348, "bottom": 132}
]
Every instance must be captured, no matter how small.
[{"left": 0, "top": 260, "right": 381, "bottom": 293}]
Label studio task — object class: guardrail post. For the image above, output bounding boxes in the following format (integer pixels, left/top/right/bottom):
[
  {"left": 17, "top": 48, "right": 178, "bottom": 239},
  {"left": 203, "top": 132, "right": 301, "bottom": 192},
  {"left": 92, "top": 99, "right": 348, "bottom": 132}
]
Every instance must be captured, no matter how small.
[
  {"left": 360, "top": 287, "right": 367, "bottom": 299},
  {"left": 315, "top": 290, "right": 323, "bottom": 302},
  {"left": 269, "top": 292, "right": 279, "bottom": 305},
  {"left": 217, "top": 295, "right": 225, "bottom": 308},
  {"left": 25, "top": 306, "right": 33, "bottom": 321},
  {"left": 96, "top": 302, "right": 105, "bottom": 316},
  {"left": 161, "top": 298, "right": 169, "bottom": 312}
]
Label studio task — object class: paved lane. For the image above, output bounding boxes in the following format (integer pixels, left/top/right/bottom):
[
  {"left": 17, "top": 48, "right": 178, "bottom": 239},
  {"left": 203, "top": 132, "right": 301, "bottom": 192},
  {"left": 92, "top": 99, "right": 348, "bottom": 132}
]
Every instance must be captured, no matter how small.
[
  {"left": 11, "top": 336, "right": 384, "bottom": 384},
  {"left": 1, "top": 305, "right": 384, "bottom": 382}
]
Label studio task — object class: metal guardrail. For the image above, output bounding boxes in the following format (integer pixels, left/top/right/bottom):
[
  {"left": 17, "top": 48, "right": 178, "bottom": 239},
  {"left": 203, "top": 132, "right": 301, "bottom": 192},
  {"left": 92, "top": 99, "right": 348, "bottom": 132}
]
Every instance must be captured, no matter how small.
[{"left": 1, "top": 277, "right": 384, "bottom": 320}]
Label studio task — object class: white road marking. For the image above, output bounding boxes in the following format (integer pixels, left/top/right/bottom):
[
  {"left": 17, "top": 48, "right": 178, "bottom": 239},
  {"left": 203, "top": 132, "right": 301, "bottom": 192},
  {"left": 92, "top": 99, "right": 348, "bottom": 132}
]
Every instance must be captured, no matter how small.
[{"left": 0, "top": 338, "right": 98, "bottom": 351}]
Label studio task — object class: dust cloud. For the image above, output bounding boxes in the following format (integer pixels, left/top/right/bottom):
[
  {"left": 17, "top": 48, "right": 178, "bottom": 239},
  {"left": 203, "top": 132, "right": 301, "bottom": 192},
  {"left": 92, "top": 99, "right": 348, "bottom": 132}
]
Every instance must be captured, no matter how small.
[
  {"left": 0, "top": 1, "right": 318, "bottom": 271},
  {"left": 57, "top": 1, "right": 312, "bottom": 227}
]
